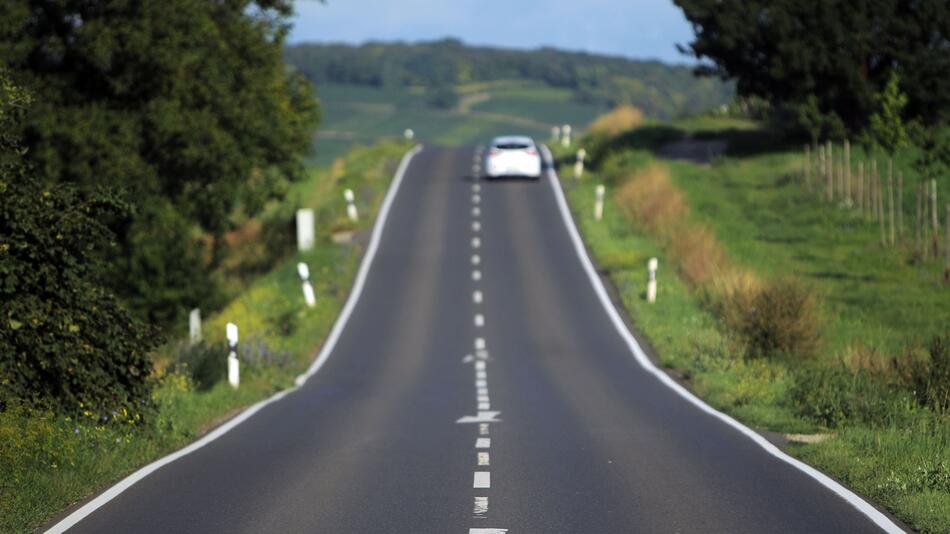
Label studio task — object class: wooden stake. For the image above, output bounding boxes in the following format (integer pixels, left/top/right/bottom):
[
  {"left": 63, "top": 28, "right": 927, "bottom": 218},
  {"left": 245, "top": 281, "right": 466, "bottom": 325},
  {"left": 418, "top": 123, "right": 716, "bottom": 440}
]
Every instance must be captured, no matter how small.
[
  {"left": 857, "top": 162, "right": 865, "bottom": 214},
  {"left": 932, "top": 179, "right": 940, "bottom": 257},
  {"left": 945, "top": 203, "right": 950, "bottom": 281},
  {"left": 878, "top": 174, "right": 887, "bottom": 247},
  {"left": 844, "top": 140, "right": 851, "bottom": 206},
  {"left": 923, "top": 182, "right": 930, "bottom": 260},
  {"left": 916, "top": 183, "right": 923, "bottom": 258},
  {"left": 887, "top": 160, "right": 895, "bottom": 246},
  {"left": 826, "top": 142, "right": 834, "bottom": 202},
  {"left": 804, "top": 145, "right": 811, "bottom": 188},
  {"left": 897, "top": 171, "right": 904, "bottom": 243}
]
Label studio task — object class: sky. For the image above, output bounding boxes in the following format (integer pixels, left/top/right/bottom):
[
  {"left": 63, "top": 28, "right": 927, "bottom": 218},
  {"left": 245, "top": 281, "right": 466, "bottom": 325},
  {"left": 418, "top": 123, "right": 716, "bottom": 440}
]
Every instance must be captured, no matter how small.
[{"left": 288, "top": 0, "right": 698, "bottom": 65}]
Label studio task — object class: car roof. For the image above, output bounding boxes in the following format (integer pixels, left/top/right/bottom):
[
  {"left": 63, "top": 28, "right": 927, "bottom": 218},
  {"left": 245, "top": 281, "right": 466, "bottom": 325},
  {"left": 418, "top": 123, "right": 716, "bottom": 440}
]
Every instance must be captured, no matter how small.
[{"left": 490, "top": 136, "right": 534, "bottom": 146}]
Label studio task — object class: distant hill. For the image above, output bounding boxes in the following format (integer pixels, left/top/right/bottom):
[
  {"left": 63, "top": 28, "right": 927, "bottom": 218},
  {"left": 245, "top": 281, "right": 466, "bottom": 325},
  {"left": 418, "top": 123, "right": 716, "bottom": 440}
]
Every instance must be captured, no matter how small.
[{"left": 285, "top": 39, "right": 734, "bottom": 119}]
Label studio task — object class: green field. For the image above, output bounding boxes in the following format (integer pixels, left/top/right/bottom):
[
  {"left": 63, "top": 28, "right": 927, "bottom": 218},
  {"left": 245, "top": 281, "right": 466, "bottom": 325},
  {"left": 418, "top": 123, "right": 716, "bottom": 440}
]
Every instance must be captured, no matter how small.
[{"left": 311, "top": 82, "right": 606, "bottom": 166}]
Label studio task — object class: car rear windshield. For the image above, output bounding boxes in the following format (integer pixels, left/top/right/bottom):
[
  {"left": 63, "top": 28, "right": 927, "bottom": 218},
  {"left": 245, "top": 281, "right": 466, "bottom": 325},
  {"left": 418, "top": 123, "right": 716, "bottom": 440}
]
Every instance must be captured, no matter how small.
[{"left": 495, "top": 142, "right": 531, "bottom": 150}]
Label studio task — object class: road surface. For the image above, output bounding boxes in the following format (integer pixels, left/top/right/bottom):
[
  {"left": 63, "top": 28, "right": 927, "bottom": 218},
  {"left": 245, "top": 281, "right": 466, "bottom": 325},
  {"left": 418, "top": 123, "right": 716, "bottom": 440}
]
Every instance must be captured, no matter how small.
[{"left": 51, "top": 145, "right": 900, "bottom": 533}]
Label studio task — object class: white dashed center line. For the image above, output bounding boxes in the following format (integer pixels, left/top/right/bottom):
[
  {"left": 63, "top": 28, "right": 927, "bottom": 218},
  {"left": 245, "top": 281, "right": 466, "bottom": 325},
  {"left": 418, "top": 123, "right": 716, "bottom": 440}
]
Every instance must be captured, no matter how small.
[
  {"left": 472, "top": 221, "right": 481, "bottom": 232},
  {"left": 473, "top": 290, "right": 483, "bottom": 304},
  {"left": 472, "top": 194, "right": 481, "bottom": 204},
  {"left": 472, "top": 270, "right": 482, "bottom": 281},
  {"left": 474, "top": 314, "right": 484, "bottom": 327},
  {"left": 473, "top": 472, "right": 491, "bottom": 489},
  {"left": 476, "top": 438, "right": 491, "bottom": 449},
  {"left": 471, "top": 237, "right": 481, "bottom": 249},
  {"left": 472, "top": 254, "right": 481, "bottom": 265},
  {"left": 473, "top": 496, "right": 489, "bottom": 516},
  {"left": 478, "top": 452, "right": 490, "bottom": 466},
  {"left": 472, "top": 207, "right": 481, "bottom": 217}
]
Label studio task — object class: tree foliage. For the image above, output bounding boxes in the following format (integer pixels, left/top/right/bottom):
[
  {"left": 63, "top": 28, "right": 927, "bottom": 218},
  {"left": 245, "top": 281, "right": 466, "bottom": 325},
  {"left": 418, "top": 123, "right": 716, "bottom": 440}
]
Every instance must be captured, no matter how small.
[
  {"left": 866, "top": 72, "right": 910, "bottom": 155},
  {"left": 0, "top": 0, "right": 319, "bottom": 327},
  {"left": 674, "top": 0, "right": 950, "bottom": 131},
  {"left": 1, "top": 71, "right": 157, "bottom": 414}
]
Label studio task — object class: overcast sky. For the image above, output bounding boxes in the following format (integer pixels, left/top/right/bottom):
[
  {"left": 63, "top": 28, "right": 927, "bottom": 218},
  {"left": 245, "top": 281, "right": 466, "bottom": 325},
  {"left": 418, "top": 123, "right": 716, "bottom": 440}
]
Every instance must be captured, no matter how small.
[{"left": 289, "top": 0, "right": 698, "bottom": 64}]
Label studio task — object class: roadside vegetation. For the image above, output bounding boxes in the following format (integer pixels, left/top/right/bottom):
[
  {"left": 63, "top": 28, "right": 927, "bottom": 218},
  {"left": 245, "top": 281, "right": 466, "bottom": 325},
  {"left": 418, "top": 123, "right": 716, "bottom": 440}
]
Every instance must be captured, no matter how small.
[
  {"left": 0, "top": 138, "right": 411, "bottom": 532},
  {"left": 555, "top": 108, "right": 949, "bottom": 531}
]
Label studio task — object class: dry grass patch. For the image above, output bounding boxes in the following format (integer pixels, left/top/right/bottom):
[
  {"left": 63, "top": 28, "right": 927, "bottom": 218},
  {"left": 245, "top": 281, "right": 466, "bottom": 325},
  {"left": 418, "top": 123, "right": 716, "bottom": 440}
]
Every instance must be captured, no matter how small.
[
  {"left": 615, "top": 164, "right": 688, "bottom": 238},
  {"left": 587, "top": 105, "right": 644, "bottom": 136}
]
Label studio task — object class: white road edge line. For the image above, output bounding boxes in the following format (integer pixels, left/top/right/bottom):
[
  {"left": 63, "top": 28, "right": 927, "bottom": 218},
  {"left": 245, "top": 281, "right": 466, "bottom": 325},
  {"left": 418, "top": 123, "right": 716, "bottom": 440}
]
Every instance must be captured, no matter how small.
[
  {"left": 45, "top": 145, "right": 426, "bottom": 534},
  {"left": 540, "top": 145, "right": 903, "bottom": 534}
]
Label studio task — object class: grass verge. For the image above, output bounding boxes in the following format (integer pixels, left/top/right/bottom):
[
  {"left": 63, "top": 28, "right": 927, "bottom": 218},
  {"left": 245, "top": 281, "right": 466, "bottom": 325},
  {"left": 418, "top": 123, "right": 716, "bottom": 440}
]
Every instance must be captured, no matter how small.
[
  {"left": 555, "top": 120, "right": 950, "bottom": 532},
  {"left": 0, "top": 140, "right": 412, "bottom": 533}
]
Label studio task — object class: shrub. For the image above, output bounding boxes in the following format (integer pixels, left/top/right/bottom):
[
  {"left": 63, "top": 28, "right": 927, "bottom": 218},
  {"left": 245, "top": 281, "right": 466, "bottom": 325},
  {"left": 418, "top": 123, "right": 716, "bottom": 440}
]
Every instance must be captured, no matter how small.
[
  {"left": 171, "top": 341, "right": 228, "bottom": 391},
  {"left": 715, "top": 276, "right": 821, "bottom": 359},
  {"left": 0, "top": 174, "right": 159, "bottom": 415}
]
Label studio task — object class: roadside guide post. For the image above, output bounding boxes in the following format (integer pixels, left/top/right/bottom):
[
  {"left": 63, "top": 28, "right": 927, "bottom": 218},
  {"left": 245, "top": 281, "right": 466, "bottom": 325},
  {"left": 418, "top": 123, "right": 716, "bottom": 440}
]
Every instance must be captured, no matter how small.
[
  {"left": 594, "top": 184, "right": 605, "bottom": 221},
  {"left": 404, "top": 128, "right": 414, "bottom": 140},
  {"left": 226, "top": 323, "right": 240, "bottom": 389},
  {"left": 297, "top": 262, "right": 317, "bottom": 308},
  {"left": 295, "top": 209, "right": 315, "bottom": 252},
  {"left": 647, "top": 258, "right": 658, "bottom": 303},
  {"left": 551, "top": 125, "right": 561, "bottom": 142},
  {"left": 189, "top": 308, "right": 201, "bottom": 345},
  {"left": 344, "top": 188, "right": 359, "bottom": 222},
  {"left": 574, "top": 148, "right": 587, "bottom": 179},
  {"left": 562, "top": 124, "right": 572, "bottom": 147}
]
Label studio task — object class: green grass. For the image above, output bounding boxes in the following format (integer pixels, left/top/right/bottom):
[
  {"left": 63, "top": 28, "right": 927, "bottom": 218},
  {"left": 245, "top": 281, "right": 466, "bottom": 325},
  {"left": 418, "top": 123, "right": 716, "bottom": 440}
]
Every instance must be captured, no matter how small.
[
  {"left": 0, "top": 140, "right": 412, "bottom": 533},
  {"left": 557, "top": 119, "right": 950, "bottom": 532}
]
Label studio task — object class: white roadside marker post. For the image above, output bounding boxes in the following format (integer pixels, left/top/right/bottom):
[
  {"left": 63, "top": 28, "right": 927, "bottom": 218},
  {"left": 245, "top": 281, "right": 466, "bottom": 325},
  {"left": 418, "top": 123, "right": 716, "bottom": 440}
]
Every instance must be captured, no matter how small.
[
  {"left": 562, "top": 124, "right": 572, "bottom": 147},
  {"left": 404, "top": 128, "right": 414, "bottom": 140},
  {"left": 574, "top": 148, "right": 587, "bottom": 179},
  {"left": 297, "top": 262, "right": 317, "bottom": 308},
  {"left": 295, "top": 208, "right": 315, "bottom": 252},
  {"left": 552, "top": 125, "right": 561, "bottom": 143},
  {"left": 594, "top": 184, "right": 605, "bottom": 221},
  {"left": 344, "top": 188, "right": 359, "bottom": 222},
  {"left": 188, "top": 308, "right": 201, "bottom": 345},
  {"left": 647, "top": 258, "right": 658, "bottom": 303},
  {"left": 226, "top": 323, "right": 240, "bottom": 389}
]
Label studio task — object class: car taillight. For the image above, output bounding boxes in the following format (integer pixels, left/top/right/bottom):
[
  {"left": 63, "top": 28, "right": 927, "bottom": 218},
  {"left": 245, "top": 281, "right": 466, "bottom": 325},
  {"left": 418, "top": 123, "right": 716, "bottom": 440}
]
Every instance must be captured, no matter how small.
[
  {"left": 489, "top": 149, "right": 501, "bottom": 156},
  {"left": 525, "top": 147, "right": 537, "bottom": 156}
]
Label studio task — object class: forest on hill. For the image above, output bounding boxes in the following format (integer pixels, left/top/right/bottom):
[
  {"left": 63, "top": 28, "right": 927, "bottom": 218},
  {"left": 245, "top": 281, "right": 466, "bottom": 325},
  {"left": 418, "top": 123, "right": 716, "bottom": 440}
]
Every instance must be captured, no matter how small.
[{"left": 285, "top": 39, "right": 735, "bottom": 119}]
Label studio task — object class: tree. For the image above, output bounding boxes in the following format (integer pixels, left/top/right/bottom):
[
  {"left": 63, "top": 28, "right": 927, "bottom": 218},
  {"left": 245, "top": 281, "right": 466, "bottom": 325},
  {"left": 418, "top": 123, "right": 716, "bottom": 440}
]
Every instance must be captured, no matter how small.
[
  {"left": 0, "top": 0, "right": 319, "bottom": 328},
  {"left": 865, "top": 71, "right": 909, "bottom": 155},
  {"left": 0, "top": 71, "right": 158, "bottom": 414},
  {"left": 674, "top": 0, "right": 950, "bottom": 130}
]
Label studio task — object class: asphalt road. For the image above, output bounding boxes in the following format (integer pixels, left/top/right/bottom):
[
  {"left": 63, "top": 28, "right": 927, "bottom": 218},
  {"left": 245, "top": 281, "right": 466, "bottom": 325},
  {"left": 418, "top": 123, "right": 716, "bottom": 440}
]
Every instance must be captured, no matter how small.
[{"left": 53, "top": 145, "right": 900, "bottom": 533}]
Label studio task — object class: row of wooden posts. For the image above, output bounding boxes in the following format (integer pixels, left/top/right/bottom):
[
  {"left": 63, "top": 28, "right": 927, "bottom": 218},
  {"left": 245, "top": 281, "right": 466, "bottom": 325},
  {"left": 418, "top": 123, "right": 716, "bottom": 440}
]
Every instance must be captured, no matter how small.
[{"left": 804, "top": 141, "right": 949, "bottom": 271}]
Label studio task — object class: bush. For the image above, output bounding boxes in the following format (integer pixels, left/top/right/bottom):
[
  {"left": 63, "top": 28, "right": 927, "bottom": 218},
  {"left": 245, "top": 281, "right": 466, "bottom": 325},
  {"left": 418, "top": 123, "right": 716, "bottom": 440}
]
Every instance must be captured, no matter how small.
[
  {"left": 171, "top": 341, "right": 228, "bottom": 391},
  {"left": 729, "top": 277, "right": 821, "bottom": 359},
  {"left": 0, "top": 174, "right": 159, "bottom": 415}
]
